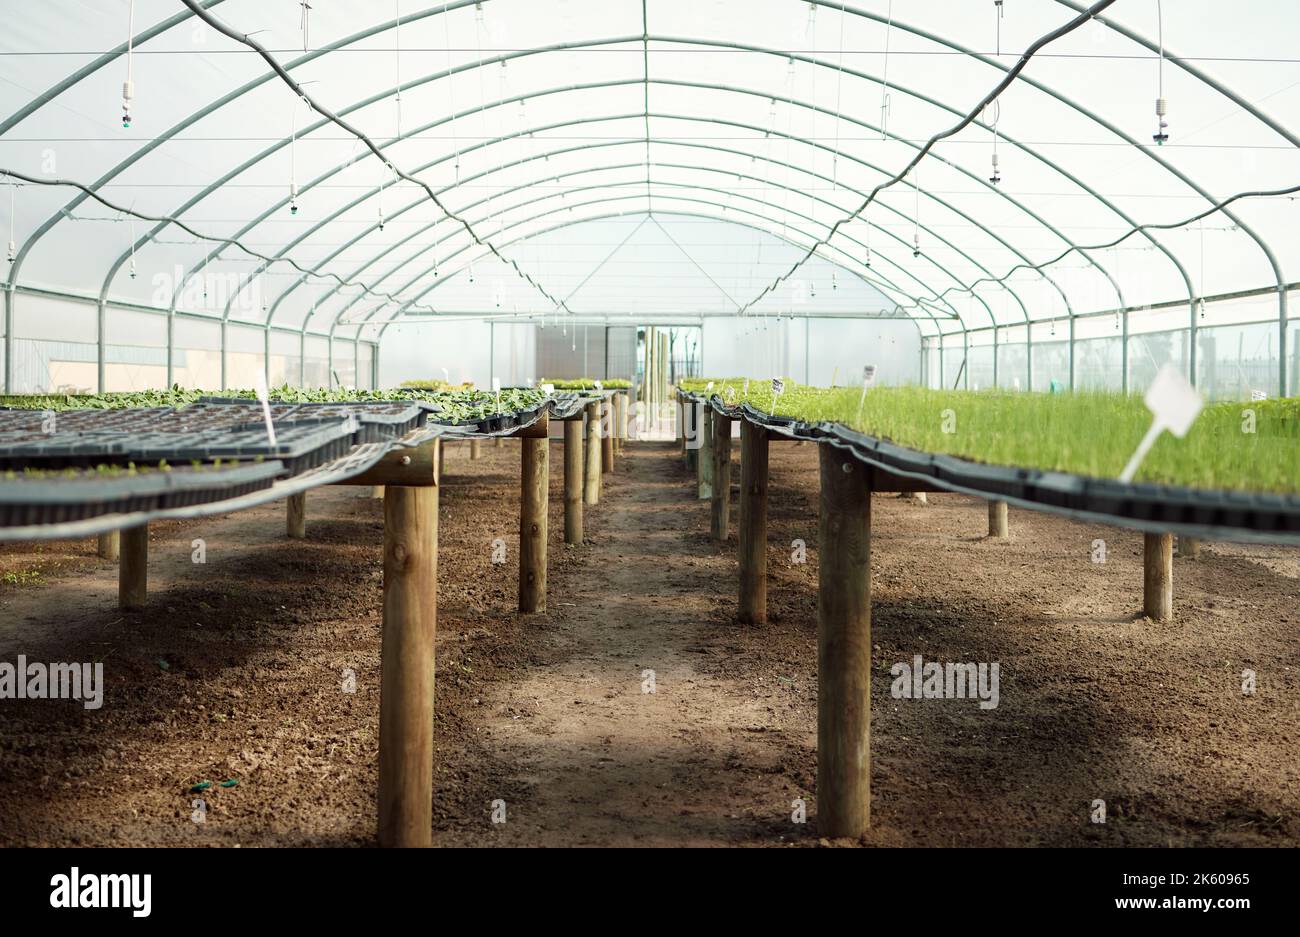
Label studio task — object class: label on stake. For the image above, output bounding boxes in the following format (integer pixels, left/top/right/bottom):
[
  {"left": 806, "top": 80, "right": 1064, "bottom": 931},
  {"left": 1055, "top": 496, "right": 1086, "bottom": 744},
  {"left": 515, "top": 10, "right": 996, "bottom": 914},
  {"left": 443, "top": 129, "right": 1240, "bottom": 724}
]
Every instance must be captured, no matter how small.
[
  {"left": 253, "top": 372, "right": 278, "bottom": 448},
  {"left": 1118, "top": 365, "right": 1202, "bottom": 483}
]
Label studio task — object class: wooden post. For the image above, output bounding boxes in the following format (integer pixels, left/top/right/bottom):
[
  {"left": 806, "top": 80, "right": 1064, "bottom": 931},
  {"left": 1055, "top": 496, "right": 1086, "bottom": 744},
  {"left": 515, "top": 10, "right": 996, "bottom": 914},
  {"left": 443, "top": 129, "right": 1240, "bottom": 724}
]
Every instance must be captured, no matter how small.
[
  {"left": 899, "top": 491, "right": 927, "bottom": 505},
  {"left": 987, "top": 500, "right": 1008, "bottom": 540},
  {"left": 817, "top": 444, "right": 872, "bottom": 838},
  {"left": 614, "top": 392, "right": 627, "bottom": 453},
  {"left": 1143, "top": 532, "right": 1174, "bottom": 621},
  {"left": 97, "top": 531, "right": 119, "bottom": 561},
  {"left": 679, "top": 399, "right": 688, "bottom": 462},
  {"left": 494, "top": 436, "right": 502, "bottom": 448},
  {"left": 119, "top": 524, "right": 148, "bottom": 610},
  {"left": 564, "top": 418, "right": 584, "bottom": 545},
  {"left": 470, "top": 439, "right": 482, "bottom": 460},
  {"left": 1177, "top": 535, "right": 1201, "bottom": 559},
  {"left": 437, "top": 442, "right": 446, "bottom": 481},
  {"left": 697, "top": 403, "right": 713, "bottom": 500},
  {"left": 685, "top": 401, "right": 698, "bottom": 471},
  {"left": 519, "top": 436, "right": 549, "bottom": 613},
  {"left": 377, "top": 480, "right": 438, "bottom": 848},
  {"left": 737, "top": 421, "right": 769, "bottom": 625},
  {"left": 287, "top": 492, "right": 307, "bottom": 539},
  {"left": 370, "top": 485, "right": 386, "bottom": 499},
  {"left": 711, "top": 411, "right": 732, "bottom": 541},
  {"left": 601, "top": 397, "right": 614, "bottom": 474},
  {"left": 584, "top": 402, "right": 601, "bottom": 506}
]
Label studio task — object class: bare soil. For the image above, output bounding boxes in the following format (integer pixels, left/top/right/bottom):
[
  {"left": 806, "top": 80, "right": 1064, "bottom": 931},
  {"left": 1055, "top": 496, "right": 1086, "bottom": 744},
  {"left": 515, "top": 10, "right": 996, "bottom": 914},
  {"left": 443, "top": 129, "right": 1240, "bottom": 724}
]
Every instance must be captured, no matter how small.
[{"left": 0, "top": 437, "right": 1296, "bottom": 846}]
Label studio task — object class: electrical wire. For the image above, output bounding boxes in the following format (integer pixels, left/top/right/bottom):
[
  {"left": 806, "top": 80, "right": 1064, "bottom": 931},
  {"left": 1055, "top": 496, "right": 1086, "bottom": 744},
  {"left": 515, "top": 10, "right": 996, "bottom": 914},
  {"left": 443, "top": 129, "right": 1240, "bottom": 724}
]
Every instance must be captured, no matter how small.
[
  {"left": 178, "top": 0, "right": 572, "bottom": 315},
  {"left": 0, "top": 167, "right": 447, "bottom": 311},
  {"left": 733, "top": 0, "right": 1120, "bottom": 316}
]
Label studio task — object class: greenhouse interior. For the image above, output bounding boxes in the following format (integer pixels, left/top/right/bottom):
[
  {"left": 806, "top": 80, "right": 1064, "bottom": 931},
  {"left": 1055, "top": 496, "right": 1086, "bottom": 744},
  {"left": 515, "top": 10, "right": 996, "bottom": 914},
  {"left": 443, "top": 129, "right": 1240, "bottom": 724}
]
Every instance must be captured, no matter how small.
[{"left": 0, "top": 0, "right": 1296, "bottom": 874}]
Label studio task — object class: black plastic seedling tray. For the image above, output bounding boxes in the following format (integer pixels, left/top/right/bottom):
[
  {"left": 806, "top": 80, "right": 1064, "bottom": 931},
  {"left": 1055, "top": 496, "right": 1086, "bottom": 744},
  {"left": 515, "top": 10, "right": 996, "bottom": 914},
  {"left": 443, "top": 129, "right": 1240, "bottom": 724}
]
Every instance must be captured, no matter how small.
[
  {"left": 0, "top": 460, "right": 285, "bottom": 527},
  {"left": 127, "top": 417, "right": 360, "bottom": 477}
]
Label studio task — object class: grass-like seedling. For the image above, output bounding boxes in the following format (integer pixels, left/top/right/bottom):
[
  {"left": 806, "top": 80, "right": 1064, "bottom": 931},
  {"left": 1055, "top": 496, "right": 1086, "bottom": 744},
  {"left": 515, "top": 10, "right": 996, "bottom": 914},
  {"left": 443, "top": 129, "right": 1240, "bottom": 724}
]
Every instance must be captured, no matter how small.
[
  {"left": 540, "top": 378, "right": 631, "bottom": 390},
  {"left": 0, "top": 384, "right": 550, "bottom": 423},
  {"left": 683, "top": 379, "right": 1298, "bottom": 494}
]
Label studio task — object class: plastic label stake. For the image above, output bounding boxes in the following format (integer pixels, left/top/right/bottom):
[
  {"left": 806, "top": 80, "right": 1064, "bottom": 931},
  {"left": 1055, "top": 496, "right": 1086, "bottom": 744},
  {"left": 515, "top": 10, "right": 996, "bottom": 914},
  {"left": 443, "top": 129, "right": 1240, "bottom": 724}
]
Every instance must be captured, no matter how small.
[
  {"left": 540, "top": 383, "right": 555, "bottom": 396},
  {"left": 858, "top": 364, "right": 877, "bottom": 421},
  {"left": 253, "top": 372, "right": 278, "bottom": 448},
  {"left": 1118, "top": 365, "right": 1202, "bottom": 483},
  {"left": 593, "top": 380, "right": 603, "bottom": 392},
  {"left": 771, "top": 377, "right": 784, "bottom": 409},
  {"left": 491, "top": 376, "right": 501, "bottom": 414}
]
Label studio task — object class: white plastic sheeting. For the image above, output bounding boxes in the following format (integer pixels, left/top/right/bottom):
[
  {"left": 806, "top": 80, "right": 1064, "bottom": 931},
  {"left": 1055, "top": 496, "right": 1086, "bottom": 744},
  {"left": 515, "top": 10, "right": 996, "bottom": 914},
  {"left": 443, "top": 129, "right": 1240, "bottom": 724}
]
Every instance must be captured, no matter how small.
[{"left": 1, "top": 1, "right": 1297, "bottom": 395}]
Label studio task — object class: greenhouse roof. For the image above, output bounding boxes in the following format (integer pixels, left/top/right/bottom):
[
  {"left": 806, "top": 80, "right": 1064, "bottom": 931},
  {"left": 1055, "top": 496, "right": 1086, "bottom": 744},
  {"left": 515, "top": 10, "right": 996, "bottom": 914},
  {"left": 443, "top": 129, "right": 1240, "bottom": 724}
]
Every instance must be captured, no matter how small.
[{"left": 1, "top": 0, "right": 1297, "bottom": 362}]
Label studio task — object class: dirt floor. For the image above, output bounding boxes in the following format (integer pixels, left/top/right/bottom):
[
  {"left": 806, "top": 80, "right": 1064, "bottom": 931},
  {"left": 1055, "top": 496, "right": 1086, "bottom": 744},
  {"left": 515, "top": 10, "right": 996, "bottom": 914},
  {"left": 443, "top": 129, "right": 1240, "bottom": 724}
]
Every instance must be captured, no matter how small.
[{"left": 0, "top": 435, "right": 1296, "bottom": 847}]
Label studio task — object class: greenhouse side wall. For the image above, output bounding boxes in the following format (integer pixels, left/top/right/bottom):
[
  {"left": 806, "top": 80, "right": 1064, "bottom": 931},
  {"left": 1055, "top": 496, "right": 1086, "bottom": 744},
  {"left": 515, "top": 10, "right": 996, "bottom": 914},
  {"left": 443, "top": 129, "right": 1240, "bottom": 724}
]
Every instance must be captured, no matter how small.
[{"left": 0, "top": 290, "right": 375, "bottom": 393}]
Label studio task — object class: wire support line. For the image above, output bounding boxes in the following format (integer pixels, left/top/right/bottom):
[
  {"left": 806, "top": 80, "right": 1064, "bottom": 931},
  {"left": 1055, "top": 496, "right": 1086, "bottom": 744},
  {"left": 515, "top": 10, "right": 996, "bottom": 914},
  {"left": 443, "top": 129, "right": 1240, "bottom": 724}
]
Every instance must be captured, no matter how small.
[
  {"left": 732, "top": 0, "right": 1119, "bottom": 316},
  {"left": 0, "top": 167, "right": 438, "bottom": 312},
  {"left": 177, "top": 0, "right": 571, "bottom": 315}
]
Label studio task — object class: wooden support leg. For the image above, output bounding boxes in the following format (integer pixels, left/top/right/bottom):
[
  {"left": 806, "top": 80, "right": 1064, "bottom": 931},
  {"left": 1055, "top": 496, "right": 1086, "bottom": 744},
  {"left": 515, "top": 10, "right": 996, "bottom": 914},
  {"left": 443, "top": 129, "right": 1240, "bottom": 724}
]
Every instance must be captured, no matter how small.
[
  {"left": 564, "top": 419, "right": 584, "bottom": 545},
  {"left": 697, "top": 404, "right": 714, "bottom": 501},
  {"left": 1143, "top": 532, "right": 1174, "bottom": 621},
  {"left": 119, "top": 524, "right": 148, "bottom": 610},
  {"left": 899, "top": 491, "right": 927, "bottom": 505},
  {"left": 370, "top": 485, "right": 386, "bottom": 499},
  {"left": 737, "top": 421, "right": 769, "bottom": 625},
  {"left": 614, "top": 393, "right": 626, "bottom": 453},
  {"left": 470, "top": 439, "right": 481, "bottom": 460},
  {"left": 438, "top": 442, "right": 446, "bottom": 481},
  {"left": 817, "top": 445, "right": 872, "bottom": 838},
  {"left": 287, "top": 492, "right": 307, "bottom": 539},
  {"left": 97, "top": 531, "right": 119, "bottom": 561},
  {"left": 584, "top": 402, "right": 601, "bottom": 506},
  {"left": 679, "top": 401, "right": 688, "bottom": 463},
  {"left": 519, "top": 436, "right": 549, "bottom": 613},
  {"left": 711, "top": 411, "right": 732, "bottom": 541},
  {"left": 987, "top": 500, "right": 1008, "bottom": 540},
  {"left": 494, "top": 436, "right": 502, "bottom": 448},
  {"left": 378, "top": 482, "right": 438, "bottom": 847},
  {"left": 601, "top": 399, "right": 614, "bottom": 474},
  {"left": 1177, "top": 535, "right": 1201, "bottom": 559}
]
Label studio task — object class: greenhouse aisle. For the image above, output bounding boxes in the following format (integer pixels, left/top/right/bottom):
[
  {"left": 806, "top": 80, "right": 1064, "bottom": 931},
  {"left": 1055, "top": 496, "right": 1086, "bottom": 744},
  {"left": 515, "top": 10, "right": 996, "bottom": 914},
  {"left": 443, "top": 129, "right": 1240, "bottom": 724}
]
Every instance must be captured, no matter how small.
[{"left": 466, "top": 440, "right": 817, "bottom": 847}]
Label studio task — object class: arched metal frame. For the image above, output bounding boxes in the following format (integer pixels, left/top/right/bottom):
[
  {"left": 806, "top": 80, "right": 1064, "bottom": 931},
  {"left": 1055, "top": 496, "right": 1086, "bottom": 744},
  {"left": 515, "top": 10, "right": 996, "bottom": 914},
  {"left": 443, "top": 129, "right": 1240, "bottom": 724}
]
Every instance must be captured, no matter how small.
[{"left": 0, "top": 0, "right": 1292, "bottom": 394}]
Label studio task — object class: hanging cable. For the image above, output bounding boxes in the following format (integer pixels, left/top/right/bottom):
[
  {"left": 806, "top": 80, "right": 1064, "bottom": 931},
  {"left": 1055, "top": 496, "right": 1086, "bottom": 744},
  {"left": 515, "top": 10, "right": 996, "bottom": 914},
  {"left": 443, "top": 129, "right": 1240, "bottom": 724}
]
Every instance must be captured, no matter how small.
[
  {"left": 299, "top": 1, "right": 312, "bottom": 53},
  {"left": 1153, "top": 0, "right": 1169, "bottom": 144},
  {"left": 122, "top": 0, "right": 136, "bottom": 128},
  {"left": 989, "top": 1, "right": 1004, "bottom": 184},
  {"left": 6, "top": 175, "right": 15, "bottom": 263},
  {"left": 912, "top": 168, "right": 921, "bottom": 257},
  {"left": 287, "top": 93, "right": 310, "bottom": 215},
  {"left": 734, "top": 0, "right": 1120, "bottom": 316},
  {"left": 127, "top": 203, "right": 137, "bottom": 280},
  {"left": 394, "top": 0, "right": 403, "bottom": 137},
  {"left": 880, "top": 0, "right": 893, "bottom": 141}
]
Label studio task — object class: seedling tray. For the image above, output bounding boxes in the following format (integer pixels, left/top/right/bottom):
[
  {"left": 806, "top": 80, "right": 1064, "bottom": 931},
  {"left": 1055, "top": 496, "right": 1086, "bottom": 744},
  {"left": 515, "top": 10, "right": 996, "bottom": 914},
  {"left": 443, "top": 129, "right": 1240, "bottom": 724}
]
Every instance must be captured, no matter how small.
[{"left": 0, "top": 460, "right": 285, "bottom": 527}]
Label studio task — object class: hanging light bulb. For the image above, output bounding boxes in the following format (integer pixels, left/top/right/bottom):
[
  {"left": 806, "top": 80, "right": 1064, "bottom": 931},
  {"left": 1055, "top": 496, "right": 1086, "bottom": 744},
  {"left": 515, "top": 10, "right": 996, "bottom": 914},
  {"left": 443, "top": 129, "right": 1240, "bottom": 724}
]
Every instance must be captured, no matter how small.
[
  {"left": 832, "top": 271, "right": 838, "bottom": 291},
  {"left": 913, "top": 234, "right": 921, "bottom": 259},
  {"left": 289, "top": 185, "right": 298, "bottom": 215},
  {"left": 468, "top": 263, "right": 475, "bottom": 284},
  {"left": 865, "top": 246, "right": 872, "bottom": 268},
  {"left": 989, "top": 151, "right": 1001, "bottom": 185},
  {"left": 6, "top": 176, "right": 15, "bottom": 263},
  {"left": 1153, "top": 2, "right": 1169, "bottom": 145},
  {"left": 122, "top": 1, "right": 135, "bottom": 128},
  {"left": 1198, "top": 297, "right": 1206, "bottom": 320},
  {"left": 129, "top": 256, "right": 137, "bottom": 280}
]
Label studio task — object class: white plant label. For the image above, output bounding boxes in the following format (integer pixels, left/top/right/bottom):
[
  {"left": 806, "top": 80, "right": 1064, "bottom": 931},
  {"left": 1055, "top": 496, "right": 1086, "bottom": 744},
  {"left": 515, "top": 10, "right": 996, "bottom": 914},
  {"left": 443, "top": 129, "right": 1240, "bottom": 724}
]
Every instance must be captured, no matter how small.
[
  {"left": 593, "top": 380, "right": 603, "bottom": 392},
  {"left": 541, "top": 383, "right": 555, "bottom": 395},
  {"left": 253, "top": 371, "right": 278, "bottom": 448},
  {"left": 859, "top": 364, "right": 877, "bottom": 420},
  {"left": 1118, "top": 365, "right": 1203, "bottom": 483},
  {"left": 1251, "top": 389, "right": 1267, "bottom": 401},
  {"left": 706, "top": 381, "right": 715, "bottom": 392},
  {"left": 771, "top": 377, "right": 785, "bottom": 401}
]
